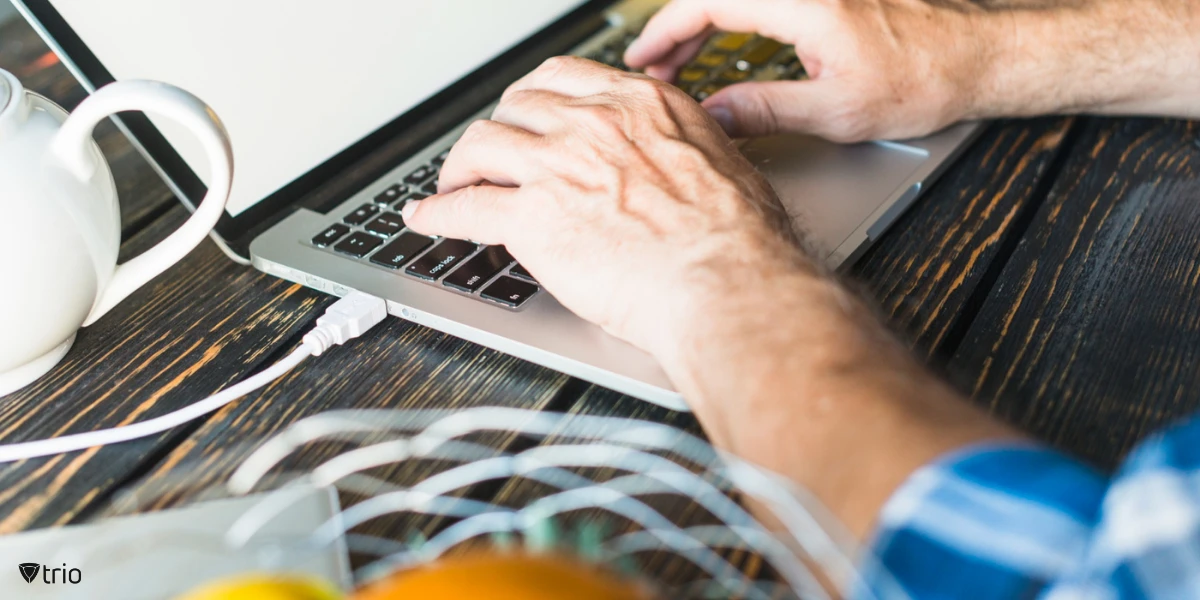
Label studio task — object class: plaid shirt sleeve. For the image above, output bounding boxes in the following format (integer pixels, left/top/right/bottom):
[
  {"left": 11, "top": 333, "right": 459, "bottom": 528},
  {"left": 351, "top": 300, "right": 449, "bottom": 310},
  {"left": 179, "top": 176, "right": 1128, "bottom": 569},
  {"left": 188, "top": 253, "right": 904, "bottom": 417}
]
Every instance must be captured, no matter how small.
[{"left": 862, "top": 414, "right": 1200, "bottom": 599}]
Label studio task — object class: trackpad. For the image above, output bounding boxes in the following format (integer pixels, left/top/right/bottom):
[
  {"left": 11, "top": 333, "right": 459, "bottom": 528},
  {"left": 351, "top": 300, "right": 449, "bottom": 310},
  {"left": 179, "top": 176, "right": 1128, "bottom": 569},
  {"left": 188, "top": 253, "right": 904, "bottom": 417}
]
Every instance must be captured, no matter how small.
[{"left": 741, "top": 135, "right": 927, "bottom": 260}]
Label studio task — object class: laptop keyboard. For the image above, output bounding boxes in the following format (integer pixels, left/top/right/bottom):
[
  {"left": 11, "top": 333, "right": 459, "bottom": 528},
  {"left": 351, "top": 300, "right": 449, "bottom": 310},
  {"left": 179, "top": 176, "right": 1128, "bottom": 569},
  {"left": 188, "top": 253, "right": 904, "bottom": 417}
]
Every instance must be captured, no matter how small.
[
  {"left": 309, "top": 149, "right": 539, "bottom": 308},
  {"left": 588, "top": 31, "right": 806, "bottom": 102},
  {"left": 307, "top": 28, "right": 805, "bottom": 310}
]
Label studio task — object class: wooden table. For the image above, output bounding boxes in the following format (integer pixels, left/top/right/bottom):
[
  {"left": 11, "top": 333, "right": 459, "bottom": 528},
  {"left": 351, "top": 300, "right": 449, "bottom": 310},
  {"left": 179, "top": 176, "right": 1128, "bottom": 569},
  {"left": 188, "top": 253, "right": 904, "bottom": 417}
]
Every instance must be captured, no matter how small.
[{"left": 3, "top": 13, "right": 1200, "bottom": 582}]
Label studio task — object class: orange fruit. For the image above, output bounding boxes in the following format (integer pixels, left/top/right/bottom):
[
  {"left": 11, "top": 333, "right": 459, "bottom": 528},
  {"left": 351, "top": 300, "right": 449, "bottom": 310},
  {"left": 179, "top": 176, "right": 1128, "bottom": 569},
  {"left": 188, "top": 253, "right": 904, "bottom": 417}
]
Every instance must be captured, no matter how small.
[{"left": 351, "top": 553, "right": 658, "bottom": 600}]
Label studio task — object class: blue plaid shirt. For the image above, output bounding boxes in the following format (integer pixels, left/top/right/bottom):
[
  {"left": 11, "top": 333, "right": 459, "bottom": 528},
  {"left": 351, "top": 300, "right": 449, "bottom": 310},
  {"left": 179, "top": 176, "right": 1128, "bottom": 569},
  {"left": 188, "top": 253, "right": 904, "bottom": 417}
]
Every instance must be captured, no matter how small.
[{"left": 868, "top": 414, "right": 1200, "bottom": 599}]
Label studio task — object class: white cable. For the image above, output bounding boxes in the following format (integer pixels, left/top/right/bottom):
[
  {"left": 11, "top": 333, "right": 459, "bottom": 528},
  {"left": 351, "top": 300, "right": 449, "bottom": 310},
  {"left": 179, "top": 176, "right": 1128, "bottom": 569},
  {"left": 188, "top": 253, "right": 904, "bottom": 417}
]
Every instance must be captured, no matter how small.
[{"left": 0, "top": 292, "right": 388, "bottom": 464}]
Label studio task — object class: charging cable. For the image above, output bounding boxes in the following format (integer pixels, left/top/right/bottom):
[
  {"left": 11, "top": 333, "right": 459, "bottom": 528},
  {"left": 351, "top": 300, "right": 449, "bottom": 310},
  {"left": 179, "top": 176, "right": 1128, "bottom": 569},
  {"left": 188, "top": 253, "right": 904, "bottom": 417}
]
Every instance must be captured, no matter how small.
[{"left": 0, "top": 291, "right": 389, "bottom": 464}]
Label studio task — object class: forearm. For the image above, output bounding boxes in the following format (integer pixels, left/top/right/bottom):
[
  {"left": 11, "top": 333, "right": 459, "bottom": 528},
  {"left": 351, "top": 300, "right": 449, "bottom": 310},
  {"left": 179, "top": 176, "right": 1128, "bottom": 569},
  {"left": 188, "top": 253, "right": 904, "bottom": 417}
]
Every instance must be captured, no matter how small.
[
  {"left": 974, "top": 0, "right": 1200, "bottom": 119},
  {"left": 663, "top": 267, "right": 1019, "bottom": 538}
]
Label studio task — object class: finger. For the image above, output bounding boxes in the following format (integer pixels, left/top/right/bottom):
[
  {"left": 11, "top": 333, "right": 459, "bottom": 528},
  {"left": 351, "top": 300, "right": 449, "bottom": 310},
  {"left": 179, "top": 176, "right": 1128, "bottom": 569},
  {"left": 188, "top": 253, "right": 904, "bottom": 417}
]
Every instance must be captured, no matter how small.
[
  {"left": 641, "top": 32, "right": 710, "bottom": 82},
  {"left": 401, "top": 185, "right": 521, "bottom": 245},
  {"left": 438, "top": 120, "right": 543, "bottom": 194},
  {"left": 503, "top": 55, "right": 649, "bottom": 100},
  {"left": 626, "top": 0, "right": 819, "bottom": 70},
  {"left": 701, "top": 80, "right": 843, "bottom": 139},
  {"left": 491, "top": 89, "right": 575, "bottom": 135}
]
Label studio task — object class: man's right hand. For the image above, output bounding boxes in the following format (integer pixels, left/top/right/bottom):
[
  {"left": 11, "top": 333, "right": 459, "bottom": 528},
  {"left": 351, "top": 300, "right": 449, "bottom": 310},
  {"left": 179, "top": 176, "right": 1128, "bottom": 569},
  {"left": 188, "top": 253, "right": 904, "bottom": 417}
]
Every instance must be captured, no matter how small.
[
  {"left": 624, "top": 0, "right": 1000, "bottom": 142},
  {"left": 626, "top": 0, "right": 1200, "bottom": 142}
]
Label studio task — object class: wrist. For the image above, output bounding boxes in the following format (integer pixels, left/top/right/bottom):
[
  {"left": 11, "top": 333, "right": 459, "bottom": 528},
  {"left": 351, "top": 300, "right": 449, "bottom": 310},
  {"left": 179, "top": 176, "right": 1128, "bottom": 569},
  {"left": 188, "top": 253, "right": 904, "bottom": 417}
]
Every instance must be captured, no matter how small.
[{"left": 655, "top": 257, "right": 857, "bottom": 424}]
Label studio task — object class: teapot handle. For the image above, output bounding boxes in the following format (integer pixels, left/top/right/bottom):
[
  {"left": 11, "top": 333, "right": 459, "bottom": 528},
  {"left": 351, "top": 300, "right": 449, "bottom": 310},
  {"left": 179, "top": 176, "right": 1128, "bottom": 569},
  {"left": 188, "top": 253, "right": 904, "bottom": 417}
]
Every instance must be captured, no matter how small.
[{"left": 50, "top": 81, "right": 233, "bottom": 326}]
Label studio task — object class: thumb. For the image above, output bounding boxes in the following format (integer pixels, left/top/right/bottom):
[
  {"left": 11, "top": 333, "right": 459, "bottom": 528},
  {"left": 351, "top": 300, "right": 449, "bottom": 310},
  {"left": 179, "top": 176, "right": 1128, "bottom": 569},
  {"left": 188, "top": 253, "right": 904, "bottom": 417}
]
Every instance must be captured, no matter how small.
[{"left": 703, "top": 80, "right": 848, "bottom": 140}]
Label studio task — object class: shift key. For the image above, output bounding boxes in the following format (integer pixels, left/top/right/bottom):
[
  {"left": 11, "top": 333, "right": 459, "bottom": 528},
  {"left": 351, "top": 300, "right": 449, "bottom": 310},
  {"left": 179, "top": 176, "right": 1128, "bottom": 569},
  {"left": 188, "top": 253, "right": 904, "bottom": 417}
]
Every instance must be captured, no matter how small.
[
  {"left": 405, "top": 239, "right": 478, "bottom": 281},
  {"left": 443, "top": 246, "right": 513, "bottom": 292}
]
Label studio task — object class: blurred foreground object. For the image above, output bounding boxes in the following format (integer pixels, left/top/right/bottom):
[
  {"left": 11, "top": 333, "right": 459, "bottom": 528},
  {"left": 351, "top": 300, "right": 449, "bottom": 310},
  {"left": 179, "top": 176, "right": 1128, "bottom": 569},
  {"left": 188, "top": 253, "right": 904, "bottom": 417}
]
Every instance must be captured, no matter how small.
[
  {"left": 87, "top": 407, "right": 905, "bottom": 599},
  {"left": 351, "top": 552, "right": 656, "bottom": 600},
  {"left": 175, "top": 573, "right": 342, "bottom": 600}
]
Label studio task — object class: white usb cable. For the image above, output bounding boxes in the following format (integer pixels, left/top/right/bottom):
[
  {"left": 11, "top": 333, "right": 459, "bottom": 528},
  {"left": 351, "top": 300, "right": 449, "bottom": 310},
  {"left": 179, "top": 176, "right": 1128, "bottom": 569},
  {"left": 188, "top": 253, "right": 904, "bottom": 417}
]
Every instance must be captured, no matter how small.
[{"left": 0, "top": 291, "right": 389, "bottom": 464}]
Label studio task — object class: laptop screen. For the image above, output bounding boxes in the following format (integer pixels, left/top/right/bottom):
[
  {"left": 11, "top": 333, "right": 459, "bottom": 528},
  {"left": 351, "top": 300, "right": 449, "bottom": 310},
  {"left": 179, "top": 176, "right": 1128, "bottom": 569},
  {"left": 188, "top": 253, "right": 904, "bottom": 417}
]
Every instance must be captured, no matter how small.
[{"left": 45, "top": 0, "right": 591, "bottom": 217}]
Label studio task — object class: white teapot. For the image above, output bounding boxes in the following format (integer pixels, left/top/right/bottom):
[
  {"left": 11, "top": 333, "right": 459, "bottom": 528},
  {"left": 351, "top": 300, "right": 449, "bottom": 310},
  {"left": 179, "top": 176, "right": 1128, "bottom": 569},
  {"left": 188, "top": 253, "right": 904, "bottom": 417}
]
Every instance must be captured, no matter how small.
[{"left": 0, "top": 69, "right": 232, "bottom": 396}]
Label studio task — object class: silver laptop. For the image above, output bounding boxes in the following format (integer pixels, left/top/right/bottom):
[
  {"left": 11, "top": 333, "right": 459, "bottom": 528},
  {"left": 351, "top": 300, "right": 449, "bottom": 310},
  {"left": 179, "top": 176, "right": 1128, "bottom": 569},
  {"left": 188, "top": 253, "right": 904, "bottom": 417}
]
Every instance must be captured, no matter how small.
[{"left": 15, "top": 0, "right": 980, "bottom": 411}]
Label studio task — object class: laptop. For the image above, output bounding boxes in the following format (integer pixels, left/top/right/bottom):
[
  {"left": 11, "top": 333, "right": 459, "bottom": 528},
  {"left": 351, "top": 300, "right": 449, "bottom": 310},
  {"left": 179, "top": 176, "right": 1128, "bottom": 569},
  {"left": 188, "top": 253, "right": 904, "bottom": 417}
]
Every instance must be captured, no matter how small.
[{"left": 14, "top": 0, "right": 980, "bottom": 411}]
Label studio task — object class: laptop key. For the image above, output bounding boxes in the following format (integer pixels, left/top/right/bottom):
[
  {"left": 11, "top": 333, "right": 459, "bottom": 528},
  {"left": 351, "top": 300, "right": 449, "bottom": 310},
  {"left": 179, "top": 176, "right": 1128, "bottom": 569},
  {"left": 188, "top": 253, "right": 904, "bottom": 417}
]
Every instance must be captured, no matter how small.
[
  {"left": 364, "top": 212, "right": 405, "bottom": 237},
  {"left": 693, "top": 52, "right": 727, "bottom": 69},
  {"left": 333, "top": 231, "right": 384, "bottom": 258},
  {"left": 481, "top": 276, "right": 539, "bottom": 308},
  {"left": 443, "top": 246, "right": 513, "bottom": 292},
  {"left": 677, "top": 67, "right": 708, "bottom": 84},
  {"left": 432, "top": 148, "right": 451, "bottom": 166},
  {"left": 420, "top": 180, "right": 439, "bottom": 196},
  {"left": 718, "top": 68, "right": 751, "bottom": 84},
  {"left": 509, "top": 263, "right": 536, "bottom": 282},
  {"left": 712, "top": 32, "right": 753, "bottom": 52},
  {"left": 343, "top": 203, "right": 380, "bottom": 225},
  {"left": 738, "top": 39, "right": 783, "bottom": 70},
  {"left": 312, "top": 224, "right": 350, "bottom": 247},
  {"left": 370, "top": 232, "right": 434, "bottom": 269},
  {"left": 405, "top": 239, "right": 478, "bottom": 281},
  {"left": 374, "top": 184, "right": 405, "bottom": 205},
  {"left": 404, "top": 164, "right": 438, "bottom": 185}
]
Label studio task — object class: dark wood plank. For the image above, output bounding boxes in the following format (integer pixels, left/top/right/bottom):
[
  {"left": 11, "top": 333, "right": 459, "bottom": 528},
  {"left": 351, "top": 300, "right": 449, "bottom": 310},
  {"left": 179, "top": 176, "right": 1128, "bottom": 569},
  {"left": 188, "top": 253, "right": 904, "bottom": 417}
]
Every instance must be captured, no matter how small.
[
  {"left": 852, "top": 117, "right": 1079, "bottom": 360},
  {"left": 109, "top": 314, "right": 577, "bottom": 555},
  {"left": 0, "top": 208, "right": 327, "bottom": 533},
  {"left": 0, "top": 17, "right": 176, "bottom": 234},
  {"left": 116, "top": 313, "right": 576, "bottom": 520},
  {"left": 951, "top": 117, "right": 1200, "bottom": 468}
]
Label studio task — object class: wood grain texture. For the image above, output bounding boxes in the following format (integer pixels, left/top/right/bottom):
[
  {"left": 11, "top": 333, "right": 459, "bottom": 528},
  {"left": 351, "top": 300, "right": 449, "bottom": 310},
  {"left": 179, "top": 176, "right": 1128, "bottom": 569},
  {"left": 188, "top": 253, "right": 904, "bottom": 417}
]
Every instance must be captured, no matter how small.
[
  {"left": 0, "top": 17, "right": 176, "bottom": 233},
  {"left": 951, "top": 117, "right": 1200, "bottom": 468},
  {"left": 851, "top": 117, "right": 1078, "bottom": 359},
  {"left": 0, "top": 208, "right": 328, "bottom": 533},
  {"left": 113, "top": 313, "right": 577, "bottom": 547},
  {"left": 126, "top": 319, "right": 574, "bottom": 490}
]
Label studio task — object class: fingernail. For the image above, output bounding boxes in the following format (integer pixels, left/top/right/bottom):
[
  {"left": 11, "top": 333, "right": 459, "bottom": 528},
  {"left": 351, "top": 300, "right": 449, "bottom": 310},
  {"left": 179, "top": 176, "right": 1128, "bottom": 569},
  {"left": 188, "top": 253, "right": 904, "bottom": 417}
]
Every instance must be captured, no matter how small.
[
  {"left": 707, "top": 105, "right": 735, "bottom": 134},
  {"left": 401, "top": 200, "right": 420, "bottom": 220}
]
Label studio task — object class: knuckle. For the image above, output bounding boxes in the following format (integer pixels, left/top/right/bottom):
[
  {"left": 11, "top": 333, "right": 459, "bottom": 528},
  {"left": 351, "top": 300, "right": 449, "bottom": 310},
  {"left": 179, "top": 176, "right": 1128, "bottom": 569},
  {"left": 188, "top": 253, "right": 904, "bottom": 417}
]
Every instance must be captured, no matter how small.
[
  {"left": 503, "top": 88, "right": 540, "bottom": 108},
  {"left": 460, "top": 119, "right": 498, "bottom": 143},
  {"left": 537, "top": 54, "right": 582, "bottom": 75}
]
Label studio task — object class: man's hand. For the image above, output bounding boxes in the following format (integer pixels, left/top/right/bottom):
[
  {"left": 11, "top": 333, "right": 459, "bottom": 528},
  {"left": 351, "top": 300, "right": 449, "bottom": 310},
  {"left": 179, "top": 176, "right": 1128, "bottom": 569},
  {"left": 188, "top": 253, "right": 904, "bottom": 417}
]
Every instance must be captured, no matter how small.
[
  {"left": 405, "top": 56, "right": 1017, "bottom": 538},
  {"left": 624, "top": 0, "right": 998, "bottom": 142},
  {"left": 404, "top": 56, "right": 809, "bottom": 363},
  {"left": 627, "top": 0, "right": 1200, "bottom": 142}
]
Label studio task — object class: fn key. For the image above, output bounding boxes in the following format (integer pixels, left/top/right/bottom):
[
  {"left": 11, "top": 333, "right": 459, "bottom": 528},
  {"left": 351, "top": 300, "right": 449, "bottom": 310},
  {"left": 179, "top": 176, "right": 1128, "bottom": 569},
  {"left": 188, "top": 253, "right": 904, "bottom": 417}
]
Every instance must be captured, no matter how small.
[{"left": 480, "top": 276, "right": 539, "bottom": 308}]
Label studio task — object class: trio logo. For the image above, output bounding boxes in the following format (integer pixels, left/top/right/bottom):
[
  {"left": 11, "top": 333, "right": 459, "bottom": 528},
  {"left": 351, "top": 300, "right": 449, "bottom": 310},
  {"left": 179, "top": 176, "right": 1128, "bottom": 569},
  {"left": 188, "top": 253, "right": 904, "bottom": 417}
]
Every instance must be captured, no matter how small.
[{"left": 17, "top": 562, "right": 81, "bottom": 584}]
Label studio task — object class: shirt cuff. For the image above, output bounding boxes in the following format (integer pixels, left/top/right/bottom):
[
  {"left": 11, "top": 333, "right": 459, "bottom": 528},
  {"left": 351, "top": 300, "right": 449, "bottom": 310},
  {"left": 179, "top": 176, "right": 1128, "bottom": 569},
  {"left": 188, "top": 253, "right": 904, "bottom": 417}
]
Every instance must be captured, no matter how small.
[{"left": 857, "top": 441, "right": 1108, "bottom": 599}]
